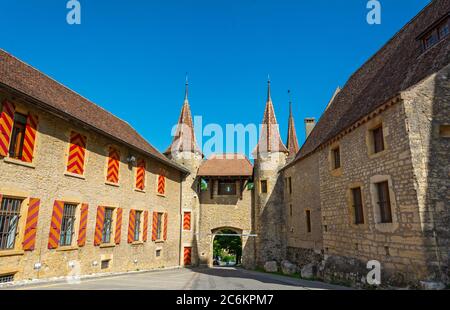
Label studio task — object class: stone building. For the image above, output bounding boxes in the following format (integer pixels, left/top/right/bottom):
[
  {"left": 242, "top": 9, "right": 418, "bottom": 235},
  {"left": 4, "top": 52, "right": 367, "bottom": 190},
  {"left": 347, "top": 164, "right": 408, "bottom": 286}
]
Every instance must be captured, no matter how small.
[
  {"left": 0, "top": 49, "right": 190, "bottom": 283},
  {"left": 282, "top": 0, "right": 450, "bottom": 286}
]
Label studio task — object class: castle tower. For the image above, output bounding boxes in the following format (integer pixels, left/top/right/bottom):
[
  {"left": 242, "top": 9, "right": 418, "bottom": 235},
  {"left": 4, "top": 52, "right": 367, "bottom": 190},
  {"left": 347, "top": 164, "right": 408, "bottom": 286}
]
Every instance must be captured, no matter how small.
[
  {"left": 286, "top": 93, "right": 299, "bottom": 162},
  {"left": 164, "top": 77, "right": 203, "bottom": 266},
  {"left": 253, "top": 78, "right": 289, "bottom": 266}
]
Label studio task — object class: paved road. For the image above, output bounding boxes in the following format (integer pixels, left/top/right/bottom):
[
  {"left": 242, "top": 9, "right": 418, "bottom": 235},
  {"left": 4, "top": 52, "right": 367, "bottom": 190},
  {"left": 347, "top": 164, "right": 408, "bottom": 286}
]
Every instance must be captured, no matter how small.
[{"left": 5, "top": 267, "right": 348, "bottom": 290}]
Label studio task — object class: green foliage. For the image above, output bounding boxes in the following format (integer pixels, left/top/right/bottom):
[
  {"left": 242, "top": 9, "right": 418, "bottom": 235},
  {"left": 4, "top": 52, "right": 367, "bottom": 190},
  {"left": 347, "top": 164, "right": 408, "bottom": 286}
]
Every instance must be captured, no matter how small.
[{"left": 213, "top": 229, "right": 242, "bottom": 264}]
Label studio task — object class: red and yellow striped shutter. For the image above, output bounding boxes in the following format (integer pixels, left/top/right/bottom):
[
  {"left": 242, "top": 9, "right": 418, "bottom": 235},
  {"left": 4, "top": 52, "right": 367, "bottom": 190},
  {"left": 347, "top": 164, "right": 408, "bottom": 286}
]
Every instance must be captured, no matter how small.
[
  {"left": 128, "top": 209, "right": 136, "bottom": 243},
  {"left": 0, "top": 100, "right": 15, "bottom": 157},
  {"left": 67, "top": 131, "right": 87, "bottom": 175},
  {"left": 152, "top": 212, "right": 158, "bottom": 241},
  {"left": 115, "top": 208, "right": 123, "bottom": 244},
  {"left": 94, "top": 206, "right": 105, "bottom": 246},
  {"left": 163, "top": 213, "right": 168, "bottom": 241},
  {"left": 48, "top": 200, "right": 64, "bottom": 249},
  {"left": 184, "top": 247, "right": 192, "bottom": 266},
  {"left": 106, "top": 147, "right": 120, "bottom": 183},
  {"left": 22, "top": 198, "right": 40, "bottom": 251},
  {"left": 21, "top": 113, "right": 38, "bottom": 163},
  {"left": 157, "top": 174, "right": 166, "bottom": 195},
  {"left": 136, "top": 159, "right": 146, "bottom": 190},
  {"left": 183, "top": 212, "right": 191, "bottom": 231},
  {"left": 142, "top": 211, "right": 149, "bottom": 242},
  {"left": 77, "top": 204, "right": 88, "bottom": 247}
]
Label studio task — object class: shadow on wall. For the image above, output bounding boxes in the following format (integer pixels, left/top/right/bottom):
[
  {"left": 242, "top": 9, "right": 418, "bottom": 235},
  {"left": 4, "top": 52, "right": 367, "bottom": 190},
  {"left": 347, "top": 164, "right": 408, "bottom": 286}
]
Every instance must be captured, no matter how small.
[{"left": 423, "top": 66, "right": 450, "bottom": 283}]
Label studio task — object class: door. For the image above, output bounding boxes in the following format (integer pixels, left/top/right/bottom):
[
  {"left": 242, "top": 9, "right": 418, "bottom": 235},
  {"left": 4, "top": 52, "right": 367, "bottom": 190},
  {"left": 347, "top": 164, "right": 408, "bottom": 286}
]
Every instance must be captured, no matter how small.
[{"left": 184, "top": 247, "right": 192, "bottom": 266}]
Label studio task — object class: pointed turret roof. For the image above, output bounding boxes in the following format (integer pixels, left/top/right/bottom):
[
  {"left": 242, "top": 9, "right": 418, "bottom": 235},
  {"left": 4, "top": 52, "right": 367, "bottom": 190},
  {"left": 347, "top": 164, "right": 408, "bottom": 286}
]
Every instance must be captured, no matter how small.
[
  {"left": 286, "top": 95, "right": 299, "bottom": 161},
  {"left": 254, "top": 79, "right": 289, "bottom": 155},
  {"left": 164, "top": 78, "right": 202, "bottom": 156}
]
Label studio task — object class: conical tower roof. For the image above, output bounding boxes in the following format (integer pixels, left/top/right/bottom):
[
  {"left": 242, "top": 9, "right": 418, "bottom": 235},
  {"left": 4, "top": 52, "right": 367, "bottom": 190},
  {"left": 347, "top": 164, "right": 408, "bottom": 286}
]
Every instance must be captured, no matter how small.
[
  {"left": 255, "top": 79, "right": 289, "bottom": 155},
  {"left": 164, "top": 78, "right": 202, "bottom": 156},
  {"left": 286, "top": 95, "right": 299, "bottom": 161}
]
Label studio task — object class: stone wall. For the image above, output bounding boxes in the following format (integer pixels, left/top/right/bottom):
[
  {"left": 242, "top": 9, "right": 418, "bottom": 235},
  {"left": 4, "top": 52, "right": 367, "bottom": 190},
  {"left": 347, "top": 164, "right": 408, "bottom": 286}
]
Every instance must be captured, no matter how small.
[
  {"left": 402, "top": 64, "right": 450, "bottom": 283},
  {"left": 0, "top": 91, "right": 183, "bottom": 282},
  {"left": 254, "top": 152, "right": 287, "bottom": 266},
  {"left": 318, "top": 98, "right": 430, "bottom": 285},
  {"left": 198, "top": 179, "right": 254, "bottom": 268}
]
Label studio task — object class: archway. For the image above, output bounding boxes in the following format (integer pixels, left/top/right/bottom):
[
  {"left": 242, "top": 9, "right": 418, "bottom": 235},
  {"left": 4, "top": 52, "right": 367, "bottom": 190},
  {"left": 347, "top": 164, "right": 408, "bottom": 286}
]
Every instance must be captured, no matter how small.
[{"left": 212, "top": 228, "right": 243, "bottom": 267}]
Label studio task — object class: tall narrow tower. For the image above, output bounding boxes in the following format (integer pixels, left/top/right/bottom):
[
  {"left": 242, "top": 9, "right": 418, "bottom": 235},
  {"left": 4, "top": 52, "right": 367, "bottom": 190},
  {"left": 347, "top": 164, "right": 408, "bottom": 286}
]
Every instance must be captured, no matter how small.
[
  {"left": 286, "top": 94, "right": 300, "bottom": 162},
  {"left": 164, "top": 77, "right": 203, "bottom": 266},
  {"left": 253, "top": 78, "right": 289, "bottom": 266}
]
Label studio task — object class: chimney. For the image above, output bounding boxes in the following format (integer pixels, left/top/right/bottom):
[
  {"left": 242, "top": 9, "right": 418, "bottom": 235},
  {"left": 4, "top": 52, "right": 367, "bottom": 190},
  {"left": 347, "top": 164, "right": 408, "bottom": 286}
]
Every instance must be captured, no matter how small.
[{"left": 304, "top": 118, "right": 316, "bottom": 138}]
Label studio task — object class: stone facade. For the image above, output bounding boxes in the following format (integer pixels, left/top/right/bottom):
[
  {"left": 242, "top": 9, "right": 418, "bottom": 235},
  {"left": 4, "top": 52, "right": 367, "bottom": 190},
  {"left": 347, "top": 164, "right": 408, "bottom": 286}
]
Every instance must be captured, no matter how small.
[{"left": 0, "top": 90, "right": 184, "bottom": 282}]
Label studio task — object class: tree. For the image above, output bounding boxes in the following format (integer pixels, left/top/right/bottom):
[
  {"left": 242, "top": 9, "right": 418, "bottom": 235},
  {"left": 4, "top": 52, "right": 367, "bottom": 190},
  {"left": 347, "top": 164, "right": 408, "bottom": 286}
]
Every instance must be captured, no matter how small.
[{"left": 213, "top": 229, "right": 242, "bottom": 265}]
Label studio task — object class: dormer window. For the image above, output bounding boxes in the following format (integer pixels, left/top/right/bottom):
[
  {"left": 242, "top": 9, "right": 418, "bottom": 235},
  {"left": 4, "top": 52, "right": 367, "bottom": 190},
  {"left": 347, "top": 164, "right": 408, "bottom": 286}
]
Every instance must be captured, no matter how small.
[{"left": 419, "top": 15, "right": 449, "bottom": 51}]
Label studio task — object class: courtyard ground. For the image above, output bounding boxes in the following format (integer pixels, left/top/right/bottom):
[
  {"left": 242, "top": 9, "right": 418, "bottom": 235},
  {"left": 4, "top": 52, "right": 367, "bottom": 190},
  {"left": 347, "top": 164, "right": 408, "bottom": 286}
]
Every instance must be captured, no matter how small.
[{"left": 2, "top": 267, "right": 349, "bottom": 290}]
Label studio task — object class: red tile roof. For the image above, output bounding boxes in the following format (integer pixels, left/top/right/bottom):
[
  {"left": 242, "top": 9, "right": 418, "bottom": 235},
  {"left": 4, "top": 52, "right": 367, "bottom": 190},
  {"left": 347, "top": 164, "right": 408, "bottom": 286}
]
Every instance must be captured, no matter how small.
[
  {"left": 0, "top": 49, "right": 189, "bottom": 174},
  {"left": 197, "top": 154, "right": 253, "bottom": 177},
  {"left": 286, "top": 101, "right": 299, "bottom": 161}
]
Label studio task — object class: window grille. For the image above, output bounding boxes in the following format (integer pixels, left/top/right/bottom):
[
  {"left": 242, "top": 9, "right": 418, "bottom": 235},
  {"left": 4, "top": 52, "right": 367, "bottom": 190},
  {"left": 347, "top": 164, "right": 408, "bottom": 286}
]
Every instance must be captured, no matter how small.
[
  {"left": 102, "top": 208, "right": 114, "bottom": 244},
  {"left": 60, "top": 203, "right": 77, "bottom": 246},
  {"left": 0, "top": 198, "right": 22, "bottom": 250}
]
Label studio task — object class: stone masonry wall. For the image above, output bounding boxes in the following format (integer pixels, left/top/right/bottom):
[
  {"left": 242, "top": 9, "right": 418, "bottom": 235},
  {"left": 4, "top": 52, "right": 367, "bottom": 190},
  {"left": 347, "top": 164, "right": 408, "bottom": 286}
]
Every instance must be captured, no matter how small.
[
  {"left": 319, "top": 99, "right": 430, "bottom": 285},
  {"left": 0, "top": 92, "right": 183, "bottom": 282},
  {"left": 402, "top": 64, "right": 450, "bottom": 283}
]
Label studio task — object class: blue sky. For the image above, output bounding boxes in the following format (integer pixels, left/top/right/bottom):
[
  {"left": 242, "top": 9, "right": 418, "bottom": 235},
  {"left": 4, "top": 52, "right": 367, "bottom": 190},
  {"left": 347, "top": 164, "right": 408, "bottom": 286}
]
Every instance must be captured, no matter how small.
[{"left": 0, "top": 0, "right": 430, "bottom": 158}]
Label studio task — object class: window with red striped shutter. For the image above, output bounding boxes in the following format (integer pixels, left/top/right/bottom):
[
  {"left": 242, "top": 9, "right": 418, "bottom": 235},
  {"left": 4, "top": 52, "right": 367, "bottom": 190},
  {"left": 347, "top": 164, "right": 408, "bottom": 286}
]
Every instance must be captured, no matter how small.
[
  {"left": 66, "top": 131, "right": 87, "bottom": 175},
  {"left": 106, "top": 147, "right": 120, "bottom": 184}
]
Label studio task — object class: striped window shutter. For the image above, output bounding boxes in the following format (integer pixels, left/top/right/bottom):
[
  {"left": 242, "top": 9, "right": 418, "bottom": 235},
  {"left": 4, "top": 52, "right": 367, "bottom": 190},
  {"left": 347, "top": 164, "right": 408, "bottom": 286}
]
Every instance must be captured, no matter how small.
[
  {"left": 128, "top": 209, "right": 136, "bottom": 243},
  {"left": 48, "top": 200, "right": 64, "bottom": 249},
  {"left": 21, "top": 113, "right": 38, "bottom": 163},
  {"left": 163, "top": 213, "right": 168, "bottom": 241},
  {"left": 115, "top": 208, "right": 123, "bottom": 244},
  {"left": 142, "top": 211, "right": 149, "bottom": 242},
  {"left": 183, "top": 212, "right": 191, "bottom": 231},
  {"left": 106, "top": 147, "right": 120, "bottom": 183},
  {"left": 78, "top": 204, "right": 89, "bottom": 247},
  {"left": 157, "top": 174, "right": 166, "bottom": 195},
  {"left": 0, "top": 100, "right": 15, "bottom": 157},
  {"left": 136, "top": 159, "right": 146, "bottom": 190},
  {"left": 152, "top": 212, "right": 158, "bottom": 241},
  {"left": 94, "top": 206, "right": 105, "bottom": 246},
  {"left": 67, "top": 131, "right": 87, "bottom": 175},
  {"left": 22, "top": 198, "right": 40, "bottom": 251}
]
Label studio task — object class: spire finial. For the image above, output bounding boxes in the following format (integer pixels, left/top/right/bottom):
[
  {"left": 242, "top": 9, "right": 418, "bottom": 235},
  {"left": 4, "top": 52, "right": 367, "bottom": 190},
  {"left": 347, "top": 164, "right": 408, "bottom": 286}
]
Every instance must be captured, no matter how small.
[
  {"left": 267, "top": 74, "right": 271, "bottom": 102},
  {"left": 288, "top": 89, "right": 292, "bottom": 115},
  {"left": 184, "top": 73, "right": 189, "bottom": 102}
]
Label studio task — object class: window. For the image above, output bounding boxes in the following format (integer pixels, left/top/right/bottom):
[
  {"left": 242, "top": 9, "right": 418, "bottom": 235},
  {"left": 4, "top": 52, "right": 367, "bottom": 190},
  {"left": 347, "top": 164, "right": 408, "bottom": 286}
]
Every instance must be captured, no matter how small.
[
  {"left": 305, "top": 210, "right": 312, "bottom": 233},
  {"left": 102, "top": 208, "right": 114, "bottom": 244},
  {"left": 352, "top": 187, "right": 364, "bottom": 225},
  {"left": 0, "top": 197, "right": 22, "bottom": 250},
  {"left": 8, "top": 113, "right": 27, "bottom": 159},
  {"left": 66, "top": 132, "right": 87, "bottom": 175},
  {"left": 136, "top": 159, "right": 146, "bottom": 190},
  {"left": 288, "top": 177, "right": 292, "bottom": 195},
  {"left": 289, "top": 204, "right": 293, "bottom": 217},
  {"left": 183, "top": 212, "right": 191, "bottom": 231},
  {"left": 218, "top": 180, "right": 237, "bottom": 195},
  {"left": 376, "top": 181, "right": 392, "bottom": 223},
  {"left": 156, "top": 249, "right": 161, "bottom": 257},
  {"left": 101, "top": 260, "right": 110, "bottom": 269},
  {"left": 106, "top": 147, "right": 120, "bottom": 184},
  {"left": 372, "top": 126, "right": 385, "bottom": 154},
  {"left": 134, "top": 211, "right": 142, "bottom": 241},
  {"left": 332, "top": 147, "right": 341, "bottom": 169},
  {"left": 260, "top": 180, "right": 268, "bottom": 194},
  {"left": 60, "top": 203, "right": 77, "bottom": 246},
  {"left": 421, "top": 17, "right": 449, "bottom": 51},
  {"left": 0, "top": 274, "right": 15, "bottom": 284},
  {"left": 156, "top": 213, "right": 163, "bottom": 240},
  {"left": 157, "top": 174, "right": 166, "bottom": 195},
  {"left": 439, "top": 125, "right": 450, "bottom": 138}
]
